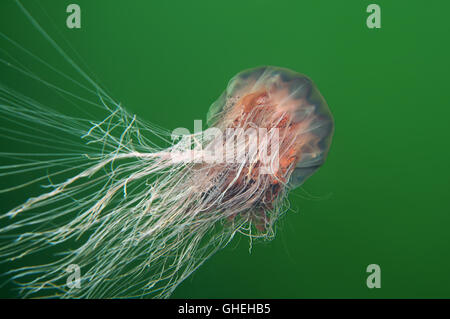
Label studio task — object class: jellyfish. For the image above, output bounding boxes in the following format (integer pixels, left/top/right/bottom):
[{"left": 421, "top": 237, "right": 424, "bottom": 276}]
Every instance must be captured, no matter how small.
[{"left": 0, "top": 3, "right": 334, "bottom": 299}]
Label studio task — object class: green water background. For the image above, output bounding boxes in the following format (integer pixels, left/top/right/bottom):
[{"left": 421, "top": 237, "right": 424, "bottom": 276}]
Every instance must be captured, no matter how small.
[{"left": 0, "top": 0, "right": 449, "bottom": 298}]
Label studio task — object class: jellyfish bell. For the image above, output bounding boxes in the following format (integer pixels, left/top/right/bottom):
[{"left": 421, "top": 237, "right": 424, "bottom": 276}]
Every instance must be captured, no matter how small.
[{"left": 206, "top": 66, "right": 334, "bottom": 196}]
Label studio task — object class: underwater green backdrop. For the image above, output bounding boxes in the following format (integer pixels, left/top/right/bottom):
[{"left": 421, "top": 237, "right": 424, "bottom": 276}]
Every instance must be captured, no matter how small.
[{"left": 1, "top": 0, "right": 450, "bottom": 298}]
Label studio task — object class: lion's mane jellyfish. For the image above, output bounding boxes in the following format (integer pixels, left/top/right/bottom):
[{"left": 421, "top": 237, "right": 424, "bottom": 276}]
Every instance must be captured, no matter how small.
[{"left": 0, "top": 66, "right": 333, "bottom": 298}]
